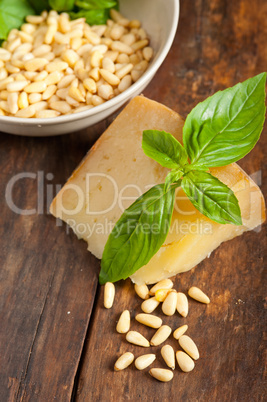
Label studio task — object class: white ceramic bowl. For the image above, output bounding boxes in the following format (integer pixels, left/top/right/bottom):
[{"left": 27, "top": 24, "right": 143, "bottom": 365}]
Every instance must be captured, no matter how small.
[{"left": 0, "top": 0, "right": 179, "bottom": 136}]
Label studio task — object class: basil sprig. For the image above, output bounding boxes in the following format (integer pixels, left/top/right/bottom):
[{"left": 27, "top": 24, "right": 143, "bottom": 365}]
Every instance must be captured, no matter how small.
[{"left": 99, "top": 73, "right": 266, "bottom": 284}]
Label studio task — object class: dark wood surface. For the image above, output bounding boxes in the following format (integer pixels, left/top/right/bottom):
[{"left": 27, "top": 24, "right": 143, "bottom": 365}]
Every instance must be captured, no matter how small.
[{"left": 0, "top": 0, "right": 266, "bottom": 401}]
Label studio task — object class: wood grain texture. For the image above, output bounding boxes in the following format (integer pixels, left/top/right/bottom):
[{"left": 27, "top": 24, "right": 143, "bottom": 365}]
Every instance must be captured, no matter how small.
[{"left": 0, "top": 0, "right": 266, "bottom": 401}]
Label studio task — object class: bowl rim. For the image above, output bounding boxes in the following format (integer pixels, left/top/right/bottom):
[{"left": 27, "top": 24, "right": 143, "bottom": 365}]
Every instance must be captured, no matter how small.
[{"left": 0, "top": 0, "right": 179, "bottom": 127}]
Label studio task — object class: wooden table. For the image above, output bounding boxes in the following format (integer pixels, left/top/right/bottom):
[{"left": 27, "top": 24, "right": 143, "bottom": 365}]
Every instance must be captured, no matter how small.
[{"left": 0, "top": 1, "right": 266, "bottom": 400}]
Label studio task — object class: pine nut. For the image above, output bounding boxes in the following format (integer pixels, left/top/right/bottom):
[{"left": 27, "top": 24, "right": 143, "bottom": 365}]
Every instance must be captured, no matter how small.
[
  {"left": 0, "top": 68, "right": 8, "bottom": 81},
  {"left": 36, "top": 109, "right": 60, "bottom": 118},
  {"left": 176, "top": 351, "right": 195, "bottom": 372},
  {"left": 24, "top": 58, "right": 49, "bottom": 72},
  {"left": 90, "top": 50, "right": 103, "bottom": 68},
  {"left": 68, "top": 86, "right": 85, "bottom": 103},
  {"left": 46, "top": 61, "right": 68, "bottom": 72},
  {"left": 115, "top": 63, "right": 133, "bottom": 79},
  {"left": 84, "top": 31, "right": 101, "bottom": 45},
  {"left": 176, "top": 292, "right": 189, "bottom": 317},
  {"left": 33, "top": 101, "right": 48, "bottom": 112},
  {"left": 110, "top": 25, "right": 125, "bottom": 40},
  {"left": 155, "top": 289, "right": 171, "bottom": 302},
  {"left": 24, "top": 82, "right": 47, "bottom": 93},
  {"left": 135, "top": 313, "right": 162, "bottom": 329},
  {"left": 28, "top": 93, "right": 42, "bottom": 104},
  {"left": 131, "top": 69, "right": 143, "bottom": 82},
  {"left": 141, "top": 297, "right": 160, "bottom": 313},
  {"left": 43, "top": 85, "right": 57, "bottom": 100},
  {"left": 72, "top": 105, "right": 94, "bottom": 113},
  {"left": 0, "top": 108, "right": 5, "bottom": 116},
  {"left": 162, "top": 291, "right": 177, "bottom": 316},
  {"left": 6, "top": 81, "right": 28, "bottom": 92},
  {"left": 15, "top": 104, "right": 36, "bottom": 117},
  {"left": 66, "top": 96, "right": 80, "bottom": 107},
  {"left": 114, "top": 352, "right": 134, "bottom": 371},
  {"left": 83, "top": 78, "right": 97, "bottom": 94},
  {"left": 104, "top": 50, "right": 119, "bottom": 62},
  {"left": 150, "top": 325, "right": 172, "bottom": 346},
  {"left": 135, "top": 354, "right": 156, "bottom": 370},
  {"left": 0, "top": 49, "right": 11, "bottom": 61},
  {"left": 21, "top": 23, "right": 36, "bottom": 35},
  {"left": 161, "top": 345, "right": 175, "bottom": 370},
  {"left": 129, "top": 20, "right": 141, "bottom": 29},
  {"left": 179, "top": 335, "right": 199, "bottom": 360},
  {"left": 102, "top": 57, "right": 115, "bottom": 73},
  {"left": 111, "top": 41, "right": 133, "bottom": 55},
  {"left": 26, "top": 15, "right": 44, "bottom": 24},
  {"left": 150, "top": 279, "right": 174, "bottom": 295},
  {"left": 116, "top": 310, "right": 130, "bottom": 334},
  {"left": 121, "top": 33, "right": 136, "bottom": 46},
  {"left": 149, "top": 368, "right": 173, "bottom": 382},
  {"left": 70, "top": 37, "right": 82, "bottom": 51},
  {"left": 134, "top": 284, "right": 149, "bottom": 300},
  {"left": 0, "top": 90, "right": 8, "bottom": 100},
  {"left": 7, "top": 92, "right": 18, "bottom": 114},
  {"left": 45, "top": 24, "right": 57, "bottom": 44},
  {"left": 14, "top": 74, "right": 27, "bottom": 81},
  {"left": 58, "top": 74, "right": 76, "bottom": 89},
  {"left": 0, "top": 77, "right": 14, "bottom": 90},
  {"left": 23, "top": 71, "right": 37, "bottom": 80},
  {"left": 33, "top": 71, "right": 48, "bottom": 82},
  {"left": 50, "top": 101, "right": 71, "bottom": 114},
  {"left": 91, "top": 95, "right": 104, "bottom": 106},
  {"left": 134, "top": 60, "right": 149, "bottom": 72},
  {"left": 104, "top": 282, "right": 115, "bottom": 309},
  {"left": 61, "top": 49, "right": 80, "bottom": 68},
  {"left": 98, "top": 84, "right": 114, "bottom": 100},
  {"left": 0, "top": 100, "right": 10, "bottom": 113},
  {"left": 54, "top": 32, "right": 70, "bottom": 45},
  {"left": 89, "top": 67, "right": 100, "bottom": 81},
  {"left": 117, "top": 53, "right": 130, "bottom": 64},
  {"left": 188, "top": 286, "right": 210, "bottom": 304},
  {"left": 18, "top": 92, "right": 29, "bottom": 109},
  {"left": 126, "top": 331, "right": 150, "bottom": 347},
  {"left": 173, "top": 324, "right": 188, "bottom": 340},
  {"left": 99, "top": 69, "right": 120, "bottom": 86},
  {"left": 5, "top": 62, "right": 20, "bottom": 74},
  {"left": 44, "top": 71, "right": 63, "bottom": 85},
  {"left": 131, "top": 39, "right": 149, "bottom": 51},
  {"left": 6, "top": 38, "right": 21, "bottom": 53},
  {"left": 77, "top": 43, "right": 93, "bottom": 57},
  {"left": 42, "top": 52, "right": 55, "bottom": 62},
  {"left": 143, "top": 47, "right": 153, "bottom": 61}
]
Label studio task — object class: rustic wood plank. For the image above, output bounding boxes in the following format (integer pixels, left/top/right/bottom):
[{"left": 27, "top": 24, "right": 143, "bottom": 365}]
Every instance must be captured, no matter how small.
[
  {"left": 0, "top": 123, "right": 109, "bottom": 400},
  {"left": 75, "top": 0, "right": 266, "bottom": 400}
]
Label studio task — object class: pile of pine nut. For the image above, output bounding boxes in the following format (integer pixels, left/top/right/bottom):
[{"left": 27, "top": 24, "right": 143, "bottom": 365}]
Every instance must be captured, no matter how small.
[
  {"left": 0, "top": 9, "right": 153, "bottom": 118},
  {"left": 104, "top": 279, "right": 210, "bottom": 382}
]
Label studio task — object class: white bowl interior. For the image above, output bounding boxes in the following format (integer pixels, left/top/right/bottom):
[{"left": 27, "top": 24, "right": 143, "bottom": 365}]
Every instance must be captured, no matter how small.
[{"left": 0, "top": 0, "right": 179, "bottom": 136}]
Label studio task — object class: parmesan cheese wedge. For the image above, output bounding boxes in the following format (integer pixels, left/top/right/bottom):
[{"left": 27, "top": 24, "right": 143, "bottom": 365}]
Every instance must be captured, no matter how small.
[{"left": 50, "top": 96, "right": 265, "bottom": 284}]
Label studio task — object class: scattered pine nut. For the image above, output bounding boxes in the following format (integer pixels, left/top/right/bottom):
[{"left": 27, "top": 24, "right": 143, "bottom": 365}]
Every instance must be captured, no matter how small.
[
  {"left": 179, "top": 335, "right": 199, "bottom": 360},
  {"left": 155, "top": 288, "right": 171, "bottom": 302},
  {"left": 150, "top": 325, "right": 172, "bottom": 346},
  {"left": 104, "top": 282, "right": 115, "bottom": 309},
  {"left": 173, "top": 324, "right": 188, "bottom": 340},
  {"left": 149, "top": 368, "right": 174, "bottom": 382},
  {"left": 116, "top": 310, "right": 130, "bottom": 334},
  {"left": 188, "top": 286, "right": 210, "bottom": 304},
  {"left": 126, "top": 331, "right": 150, "bottom": 347},
  {"left": 135, "top": 313, "right": 162, "bottom": 329},
  {"left": 114, "top": 352, "right": 134, "bottom": 371},
  {"left": 135, "top": 354, "right": 156, "bottom": 370},
  {"left": 141, "top": 297, "right": 160, "bottom": 313},
  {"left": 149, "top": 279, "right": 173, "bottom": 295},
  {"left": 134, "top": 284, "right": 149, "bottom": 300},
  {"left": 176, "top": 292, "right": 189, "bottom": 317},
  {"left": 161, "top": 345, "right": 175, "bottom": 370},
  {"left": 176, "top": 351, "right": 195, "bottom": 372},
  {"left": 162, "top": 291, "right": 177, "bottom": 316}
]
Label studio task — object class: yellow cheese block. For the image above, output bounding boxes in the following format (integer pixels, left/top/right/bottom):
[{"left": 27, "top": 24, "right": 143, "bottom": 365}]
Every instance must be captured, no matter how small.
[{"left": 50, "top": 96, "right": 265, "bottom": 284}]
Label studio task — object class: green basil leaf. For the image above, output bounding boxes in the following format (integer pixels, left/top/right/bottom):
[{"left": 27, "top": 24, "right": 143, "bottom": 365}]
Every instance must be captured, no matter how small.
[
  {"left": 164, "top": 172, "right": 182, "bottom": 192},
  {"left": 28, "top": 0, "right": 50, "bottom": 14},
  {"left": 49, "top": 0, "right": 75, "bottom": 11},
  {"left": 183, "top": 73, "right": 266, "bottom": 168},
  {"left": 75, "top": 0, "right": 117, "bottom": 10},
  {"left": 181, "top": 170, "right": 242, "bottom": 225},
  {"left": 69, "top": 8, "right": 109, "bottom": 24},
  {"left": 0, "top": 0, "right": 34, "bottom": 40},
  {"left": 99, "top": 184, "right": 176, "bottom": 284},
  {"left": 142, "top": 130, "right": 188, "bottom": 169}
]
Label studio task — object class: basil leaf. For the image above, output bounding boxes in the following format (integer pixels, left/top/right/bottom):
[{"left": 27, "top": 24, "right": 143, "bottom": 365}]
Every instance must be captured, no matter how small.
[
  {"left": 0, "top": 0, "right": 34, "bottom": 40},
  {"left": 69, "top": 8, "right": 109, "bottom": 24},
  {"left": 99, "top": 184, "right": 176, "bottom": 284},
  {"left": 28, "top": 0, "right": 50, "bottom": 14},
  {"left": 183, "top": 73, "right": 266, "bottom": 168},
  {"left": 49, "top": 0, "right": 75, "bottom": 11},
  {"left": 75, "top": 0, "right": 117, "bottom": 9},
  {"left": 164, "top": 172, "right": 182, "bottom": 192},
  {"left": 181, "top": 171, "right": 242, "bottom": 225},
  {"left": 142, "top": 130, "right": 188, "bottom": 169}
]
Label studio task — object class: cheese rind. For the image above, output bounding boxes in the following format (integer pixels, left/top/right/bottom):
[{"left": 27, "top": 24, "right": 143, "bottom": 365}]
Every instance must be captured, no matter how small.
[{"left": 50, "top": 96, "right": 265, "bottom": 284}]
